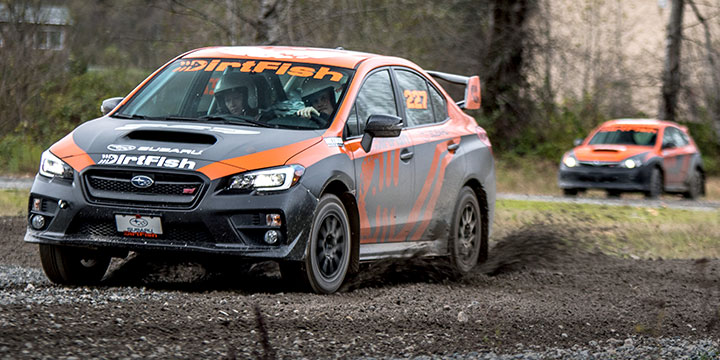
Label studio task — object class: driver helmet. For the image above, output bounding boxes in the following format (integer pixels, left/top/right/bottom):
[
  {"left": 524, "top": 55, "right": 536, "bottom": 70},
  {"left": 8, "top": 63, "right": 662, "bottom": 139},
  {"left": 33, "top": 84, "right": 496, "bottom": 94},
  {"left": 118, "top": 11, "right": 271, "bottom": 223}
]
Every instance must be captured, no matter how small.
[{"left": 214, "top": 72, "right": 259, "bottom": 113}]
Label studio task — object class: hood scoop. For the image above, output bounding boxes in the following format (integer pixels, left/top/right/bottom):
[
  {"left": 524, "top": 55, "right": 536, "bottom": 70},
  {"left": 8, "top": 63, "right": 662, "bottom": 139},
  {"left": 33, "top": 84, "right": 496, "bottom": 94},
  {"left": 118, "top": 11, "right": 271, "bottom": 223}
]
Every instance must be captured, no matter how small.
[{"left": 126, "top": 130, "right": 217, "bottom": 145}]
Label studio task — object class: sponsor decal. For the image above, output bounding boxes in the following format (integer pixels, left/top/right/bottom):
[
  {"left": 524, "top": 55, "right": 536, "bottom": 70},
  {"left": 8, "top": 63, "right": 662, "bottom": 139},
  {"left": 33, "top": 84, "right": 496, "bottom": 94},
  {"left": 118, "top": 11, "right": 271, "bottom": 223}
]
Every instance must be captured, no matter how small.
[
  {"left": 123, "top": 231, "right": 158, "bottom": 238},
  {"left": 98, "top": 154, "right": 197, "bottom": 170},
  {"left": 107, "top": 144, "right": 203, "bottom": 155},
  {"left": 324, "top": 137, "right": 344, "bottom": 147},
  {"left": 115, "top": 123, "right": 260, "bottom": 135},
  {"left": 129, "top": 218, "right": 149, "bottom": 227},
  {"left": 107, "top": 144, "right": 137, "bottom": 151},
  {"left": 172, "top": 59, "right": 345, "bottom": 82}
]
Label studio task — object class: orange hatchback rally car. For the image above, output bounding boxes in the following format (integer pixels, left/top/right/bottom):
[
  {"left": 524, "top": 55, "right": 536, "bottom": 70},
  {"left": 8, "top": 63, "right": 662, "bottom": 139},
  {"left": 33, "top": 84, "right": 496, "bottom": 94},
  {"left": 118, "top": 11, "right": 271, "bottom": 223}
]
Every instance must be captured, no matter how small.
[{"left": 558, "top": 119, "right": 705, "bottom": 199}]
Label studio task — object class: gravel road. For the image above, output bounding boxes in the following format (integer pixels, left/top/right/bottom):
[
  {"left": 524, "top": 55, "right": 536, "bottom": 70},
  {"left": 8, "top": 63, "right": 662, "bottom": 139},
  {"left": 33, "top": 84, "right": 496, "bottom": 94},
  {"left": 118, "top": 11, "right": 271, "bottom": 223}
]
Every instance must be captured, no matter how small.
[{"left": 1, "top": 216, "right": 719, "bottom": 359}]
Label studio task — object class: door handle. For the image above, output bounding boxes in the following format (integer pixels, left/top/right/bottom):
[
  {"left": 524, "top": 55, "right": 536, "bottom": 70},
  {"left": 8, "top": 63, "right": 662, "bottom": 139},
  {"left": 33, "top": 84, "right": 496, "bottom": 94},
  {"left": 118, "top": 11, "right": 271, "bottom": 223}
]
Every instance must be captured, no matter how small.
[
  {"left": 447, "top": 142, "right": 460, "bottom": 152},
  {"left": 400, "top": 149, "right": 414, "bottom": 161}
]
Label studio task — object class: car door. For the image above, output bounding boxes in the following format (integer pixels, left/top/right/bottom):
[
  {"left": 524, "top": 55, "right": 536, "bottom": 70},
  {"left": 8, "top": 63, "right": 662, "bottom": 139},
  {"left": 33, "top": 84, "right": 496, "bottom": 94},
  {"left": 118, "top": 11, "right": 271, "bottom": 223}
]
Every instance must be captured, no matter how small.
[
  {"left": 661, "top": 126, "right": 691, "bottom": 187},
  {"left": 392, "top": 68, "right": 466, "bottom": 242},
  {"left": 345, "top": 68, "right": 416, "bottom": 245}
]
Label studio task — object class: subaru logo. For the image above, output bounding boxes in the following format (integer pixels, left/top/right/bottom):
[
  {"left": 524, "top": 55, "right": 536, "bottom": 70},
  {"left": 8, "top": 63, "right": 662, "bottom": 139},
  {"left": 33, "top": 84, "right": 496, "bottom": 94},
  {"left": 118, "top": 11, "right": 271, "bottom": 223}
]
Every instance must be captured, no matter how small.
[
  {"left": 129, "top": 218, "right": 149, "bottom": 227},
  {"left": 107, "top": 144, "right": 136, "bottom": 151},
  {"left": 130, "top": 175, "right": 154, "bottom": 188}
]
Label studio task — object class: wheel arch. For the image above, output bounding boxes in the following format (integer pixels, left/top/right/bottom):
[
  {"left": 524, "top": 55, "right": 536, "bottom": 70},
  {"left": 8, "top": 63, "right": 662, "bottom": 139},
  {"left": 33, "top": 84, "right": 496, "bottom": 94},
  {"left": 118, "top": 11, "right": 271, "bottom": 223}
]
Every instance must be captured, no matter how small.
[{"left": 320, "top": 179, "right": 360, "bottom": 274}]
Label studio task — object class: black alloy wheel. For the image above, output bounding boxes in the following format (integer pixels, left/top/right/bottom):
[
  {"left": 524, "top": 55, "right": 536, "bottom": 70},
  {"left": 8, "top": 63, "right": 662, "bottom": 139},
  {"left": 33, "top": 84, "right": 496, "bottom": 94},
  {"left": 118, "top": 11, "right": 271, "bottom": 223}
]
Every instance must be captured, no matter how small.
[
  {"left": 39, "top": 244, "right": 111, "bottom": 285},
  {"left": 304, "top": 194, "right": 351, "bottom": 294},
  {"left": 449, "top": 187, "right": 482, "bottom": 275}
]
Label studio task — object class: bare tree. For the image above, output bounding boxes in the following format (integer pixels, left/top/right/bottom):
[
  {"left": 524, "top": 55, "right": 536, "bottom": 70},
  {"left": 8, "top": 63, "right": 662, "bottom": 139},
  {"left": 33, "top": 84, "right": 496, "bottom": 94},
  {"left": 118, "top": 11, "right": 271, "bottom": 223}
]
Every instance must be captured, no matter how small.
[
  {"left": 687, "top": 0, "right": 720, "bottom": 142},
  {"left": 658, "top": 0, "right": 685, "bottom": 121},
  {"left": 0, "top": 0, "right": 67, "bottom": 134}
]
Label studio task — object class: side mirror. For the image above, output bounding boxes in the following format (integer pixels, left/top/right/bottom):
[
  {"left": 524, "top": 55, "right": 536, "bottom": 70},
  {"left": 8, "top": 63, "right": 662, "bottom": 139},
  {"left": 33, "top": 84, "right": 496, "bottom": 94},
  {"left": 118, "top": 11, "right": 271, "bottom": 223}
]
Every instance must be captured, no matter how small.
[
  {"left": 101, "top": 97, "right": 124, "bottom": 115},
  {"left": 662, "top": 141, "right": 676, "bottom": 150},
  {"left": 361, "top": 114, "right": 402, "bottom": 152},
  {"left": 573, "top": 138, "right": 583, "bottom": 147}
]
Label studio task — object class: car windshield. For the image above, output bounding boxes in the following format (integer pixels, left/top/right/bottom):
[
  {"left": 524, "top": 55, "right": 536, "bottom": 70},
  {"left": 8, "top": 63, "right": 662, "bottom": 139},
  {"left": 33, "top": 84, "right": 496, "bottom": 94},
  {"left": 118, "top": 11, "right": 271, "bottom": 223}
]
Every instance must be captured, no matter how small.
[
  {"left": 588, "top": 126, "right": 658, "bottom": 146},
  {"left": 115, "top": 58, "right": 353, "bottom": 130}
]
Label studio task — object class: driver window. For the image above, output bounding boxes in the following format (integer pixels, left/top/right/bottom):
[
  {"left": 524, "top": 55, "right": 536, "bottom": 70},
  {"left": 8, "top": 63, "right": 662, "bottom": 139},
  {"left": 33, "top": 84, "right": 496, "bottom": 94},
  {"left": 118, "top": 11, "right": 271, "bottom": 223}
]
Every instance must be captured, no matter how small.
[{"left": 347, "top": 69, "right": 397, "bottom": 137}]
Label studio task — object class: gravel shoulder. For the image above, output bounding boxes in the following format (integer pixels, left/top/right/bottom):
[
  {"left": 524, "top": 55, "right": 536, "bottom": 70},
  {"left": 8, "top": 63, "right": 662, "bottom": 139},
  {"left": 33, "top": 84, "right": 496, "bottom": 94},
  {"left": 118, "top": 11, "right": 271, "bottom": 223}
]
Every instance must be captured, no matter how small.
[{"left": 1, "top": 215, "right": 719, "bottom": 359}]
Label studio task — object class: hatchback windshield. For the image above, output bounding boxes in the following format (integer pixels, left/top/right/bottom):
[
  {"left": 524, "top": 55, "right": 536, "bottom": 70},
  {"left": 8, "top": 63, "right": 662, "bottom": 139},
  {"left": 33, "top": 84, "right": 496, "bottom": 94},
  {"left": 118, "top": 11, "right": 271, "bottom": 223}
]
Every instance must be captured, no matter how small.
[
  {"left": 115, "top": 58, "right": 353, "bottom": 130},
  {"left": 588, "top": 126, "right": 658, "bottom": 146}
]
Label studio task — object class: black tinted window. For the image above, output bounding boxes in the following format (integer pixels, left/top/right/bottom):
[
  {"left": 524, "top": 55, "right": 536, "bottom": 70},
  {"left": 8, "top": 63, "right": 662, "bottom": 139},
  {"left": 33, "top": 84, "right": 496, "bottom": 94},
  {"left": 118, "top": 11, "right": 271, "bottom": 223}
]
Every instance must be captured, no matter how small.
[
  {"left": 348, "top": 70, "right": 397, "bottom": 137},
  {"left": 395, "top": 70, "right": 434, "bottom": 126}
]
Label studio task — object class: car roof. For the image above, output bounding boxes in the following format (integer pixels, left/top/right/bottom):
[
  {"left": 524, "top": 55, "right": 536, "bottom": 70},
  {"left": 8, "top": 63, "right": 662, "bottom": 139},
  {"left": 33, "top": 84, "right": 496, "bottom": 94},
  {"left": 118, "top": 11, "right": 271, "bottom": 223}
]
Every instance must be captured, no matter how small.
[{"left": 182, "top": 46, "right": 386, "bottom": 69}]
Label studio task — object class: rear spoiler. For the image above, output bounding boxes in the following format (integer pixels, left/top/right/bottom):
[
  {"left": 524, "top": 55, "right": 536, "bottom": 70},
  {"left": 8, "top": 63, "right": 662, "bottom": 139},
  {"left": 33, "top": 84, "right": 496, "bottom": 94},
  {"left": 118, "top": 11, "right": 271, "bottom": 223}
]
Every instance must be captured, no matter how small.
[{"left": 426, "top": 71, "right": 481, "bottom": 110}]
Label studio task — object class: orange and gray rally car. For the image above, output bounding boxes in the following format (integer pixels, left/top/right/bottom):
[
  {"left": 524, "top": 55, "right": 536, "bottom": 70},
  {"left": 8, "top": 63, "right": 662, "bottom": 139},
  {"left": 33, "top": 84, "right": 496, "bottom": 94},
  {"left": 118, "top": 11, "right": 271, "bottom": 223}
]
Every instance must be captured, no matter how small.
[
  {"left": 25, "top": 46, "right": 495, "bottom": 293},
  {"left": 559, "top": 119, "right": 705, "bottom": 199}
]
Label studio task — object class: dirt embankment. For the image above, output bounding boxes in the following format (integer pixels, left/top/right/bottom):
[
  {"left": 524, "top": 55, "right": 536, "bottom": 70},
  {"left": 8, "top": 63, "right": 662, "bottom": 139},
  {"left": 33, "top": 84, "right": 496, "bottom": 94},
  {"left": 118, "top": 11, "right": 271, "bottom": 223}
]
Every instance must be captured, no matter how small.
[{"left": 1, "top": 215, "right": 719, "bottom": 358}]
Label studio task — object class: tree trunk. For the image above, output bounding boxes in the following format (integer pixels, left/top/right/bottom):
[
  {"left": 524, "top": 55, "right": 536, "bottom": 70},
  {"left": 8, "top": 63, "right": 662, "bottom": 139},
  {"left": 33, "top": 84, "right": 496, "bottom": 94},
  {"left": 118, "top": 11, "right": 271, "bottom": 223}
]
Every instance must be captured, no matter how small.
[
  {"left": 481, "top": 0, "right": 536, "bottom": 144},
  {"left": 658, "top": 0, "right": 685, "bottom": 121}
]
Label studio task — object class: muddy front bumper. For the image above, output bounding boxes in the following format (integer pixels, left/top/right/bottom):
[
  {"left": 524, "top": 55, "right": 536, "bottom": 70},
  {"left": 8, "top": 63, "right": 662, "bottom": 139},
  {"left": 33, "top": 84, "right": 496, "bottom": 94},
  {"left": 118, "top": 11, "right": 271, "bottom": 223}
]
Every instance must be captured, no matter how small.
[{"left": 24, "top": 170, "right": 318, "bottom": 261}]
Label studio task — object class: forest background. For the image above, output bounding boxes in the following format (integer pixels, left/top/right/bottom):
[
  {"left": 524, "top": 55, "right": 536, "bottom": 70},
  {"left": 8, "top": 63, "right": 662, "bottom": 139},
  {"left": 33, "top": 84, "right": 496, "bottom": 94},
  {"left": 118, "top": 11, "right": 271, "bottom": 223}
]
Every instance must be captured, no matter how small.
[{"left": 1, "top": 0, "right": 719, "bottom": 183}]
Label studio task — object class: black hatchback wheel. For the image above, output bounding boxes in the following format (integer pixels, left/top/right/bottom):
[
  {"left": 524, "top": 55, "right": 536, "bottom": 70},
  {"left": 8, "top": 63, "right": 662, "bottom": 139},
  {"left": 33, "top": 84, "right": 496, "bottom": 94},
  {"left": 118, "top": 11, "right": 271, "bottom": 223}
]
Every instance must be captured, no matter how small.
[
  {"left": 683, "top": 168, "right": 704, "bottom": 200},
  {"left": 645, "top": 168, "right": 663, "bottom": 199},
  {"left": 304, "top": 194, "right": 351, "bottom": 294},
  {"left": 449, "top": 187, "right": 482, "bottom": 275}
]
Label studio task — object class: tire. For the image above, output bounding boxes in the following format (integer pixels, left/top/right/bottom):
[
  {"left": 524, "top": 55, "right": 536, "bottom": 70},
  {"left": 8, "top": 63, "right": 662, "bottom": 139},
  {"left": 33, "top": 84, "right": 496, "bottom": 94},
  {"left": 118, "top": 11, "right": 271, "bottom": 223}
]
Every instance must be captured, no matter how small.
[
  {"left": 645, "top": 168, "right": 663, "bottom": 199},
  {"left": 39, "top": 244, "right": 111, "bottom": 285},
  {"left": 449, "top": 187, "right": 482, "bottom": 275},
  {"left": 683, "top": 168, "right": 703, "bottom": 200},
  {"left": 303, "top": 194, "right": 351, "bottom": 294},
  {"left": 563, "top": 188, "right": 579, "bottom": 197}
]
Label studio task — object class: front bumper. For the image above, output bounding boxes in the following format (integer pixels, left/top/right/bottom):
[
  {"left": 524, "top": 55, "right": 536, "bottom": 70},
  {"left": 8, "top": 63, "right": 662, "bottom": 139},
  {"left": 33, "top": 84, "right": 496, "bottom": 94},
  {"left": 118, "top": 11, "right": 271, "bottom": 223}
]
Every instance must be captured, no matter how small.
[
  {"left": 24, "top": 170, "right": 318, "bottom": 261},
  {"left": 557, "top": 164, "right": 653, "bottom": 192}
]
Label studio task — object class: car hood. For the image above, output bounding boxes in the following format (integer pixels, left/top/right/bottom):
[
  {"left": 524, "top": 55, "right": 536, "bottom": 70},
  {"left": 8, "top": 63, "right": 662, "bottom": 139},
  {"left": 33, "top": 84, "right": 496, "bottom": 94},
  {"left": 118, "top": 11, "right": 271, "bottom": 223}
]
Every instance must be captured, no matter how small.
[
  {"left": 572, "top": 144, "right": 653, "bottom": 162},
  {"left": 53, "top": 118, "right": 323, "bottom": 177}
]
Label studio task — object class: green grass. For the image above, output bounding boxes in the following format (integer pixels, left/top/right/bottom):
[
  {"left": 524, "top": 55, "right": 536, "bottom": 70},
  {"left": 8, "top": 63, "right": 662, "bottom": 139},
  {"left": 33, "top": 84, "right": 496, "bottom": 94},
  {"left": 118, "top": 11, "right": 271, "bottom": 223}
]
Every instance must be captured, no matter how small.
[
  {"left": 0, "top": 189, "right": 28, "bottom": 216},
  {"left": 493, "top": 199, "right": 720, "bottom": 260}
]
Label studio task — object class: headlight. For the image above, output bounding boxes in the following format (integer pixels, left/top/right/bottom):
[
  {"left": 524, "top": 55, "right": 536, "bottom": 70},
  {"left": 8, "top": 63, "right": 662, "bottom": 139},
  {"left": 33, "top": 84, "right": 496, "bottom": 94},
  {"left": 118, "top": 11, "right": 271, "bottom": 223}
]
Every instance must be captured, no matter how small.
[
  {"left": 562, "top": 154, "right": 578, "bottom": 168},
  {"left": 228, "top": 165, "right": 305, "bottom": 192},
  {"left": 619, "top": 153, "right": 647, "bottom": 169},
  {"left": 39, "top": 150, "right": 73, "bottom": 179}
]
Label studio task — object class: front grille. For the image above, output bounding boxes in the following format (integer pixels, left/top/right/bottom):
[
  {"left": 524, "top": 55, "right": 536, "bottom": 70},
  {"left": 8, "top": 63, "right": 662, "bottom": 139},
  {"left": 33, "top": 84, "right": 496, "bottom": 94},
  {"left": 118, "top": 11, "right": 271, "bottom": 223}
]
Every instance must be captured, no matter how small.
[
  {"left": 578, "top": 161, "right": 618, "bottom": 168},
  {"left": 67, "top": 219, "right": 215, "bottom": 244},
  {"left": 83, "top": 169, "right": 206, "bottom": 208}
]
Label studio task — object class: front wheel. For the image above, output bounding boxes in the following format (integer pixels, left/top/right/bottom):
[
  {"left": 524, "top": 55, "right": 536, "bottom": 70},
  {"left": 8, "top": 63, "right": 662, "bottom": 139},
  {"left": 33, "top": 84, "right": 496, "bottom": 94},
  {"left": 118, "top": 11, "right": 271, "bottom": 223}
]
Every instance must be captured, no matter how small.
[
  {"left": 39, "top": 244, "right": 111, "bottom": 285},
  {"left": 303, "top": 194, "right": 351, "bottom": 294},
  {"left": 449, "top": 187, "right": 483, "bottom": 275},
  {"left": 645, "top": 168, "right": 663, "bottom": 199}
]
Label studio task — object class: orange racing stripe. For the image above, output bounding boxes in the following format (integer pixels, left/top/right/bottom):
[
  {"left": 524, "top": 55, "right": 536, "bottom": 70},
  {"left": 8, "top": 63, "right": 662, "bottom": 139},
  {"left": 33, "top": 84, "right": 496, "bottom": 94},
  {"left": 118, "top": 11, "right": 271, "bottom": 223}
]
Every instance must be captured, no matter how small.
[{"left": 49, "top": 133, "right": 95, "bottom": 172}]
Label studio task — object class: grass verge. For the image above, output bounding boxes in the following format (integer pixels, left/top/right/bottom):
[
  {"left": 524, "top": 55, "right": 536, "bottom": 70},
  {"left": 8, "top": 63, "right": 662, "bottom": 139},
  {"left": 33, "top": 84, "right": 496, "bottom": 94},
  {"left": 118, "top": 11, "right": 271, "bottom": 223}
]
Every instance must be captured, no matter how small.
[
  {"left": 0, "top": 189, "right": 28, "bottom": 217},
  {"left": 493, "top": 199, "right": 720, "bottom": 260}
]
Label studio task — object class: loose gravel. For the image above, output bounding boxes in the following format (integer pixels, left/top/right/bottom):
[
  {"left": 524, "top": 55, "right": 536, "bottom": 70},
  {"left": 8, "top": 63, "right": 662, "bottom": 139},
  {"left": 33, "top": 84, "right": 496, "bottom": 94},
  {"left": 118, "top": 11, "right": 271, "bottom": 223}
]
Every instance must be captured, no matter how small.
[{"left": 1, "top": 215, "right": 719, "bottom": 359}]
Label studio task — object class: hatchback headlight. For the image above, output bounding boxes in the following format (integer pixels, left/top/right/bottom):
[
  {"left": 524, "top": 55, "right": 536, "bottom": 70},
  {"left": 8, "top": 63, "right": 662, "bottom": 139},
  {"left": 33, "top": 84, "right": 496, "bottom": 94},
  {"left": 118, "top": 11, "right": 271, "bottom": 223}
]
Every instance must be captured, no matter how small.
[
  {"left": 39, "top": 150, "right": 73, "bottom": 179},
  {"left": 562, "top": 153, "right": 578, "bottom": 168},
  {"left": 619, "top": 153, "right": 647, "bottom": 169},
  {"left": 228, "top": 165, "right": 305, "bottom": 192}
]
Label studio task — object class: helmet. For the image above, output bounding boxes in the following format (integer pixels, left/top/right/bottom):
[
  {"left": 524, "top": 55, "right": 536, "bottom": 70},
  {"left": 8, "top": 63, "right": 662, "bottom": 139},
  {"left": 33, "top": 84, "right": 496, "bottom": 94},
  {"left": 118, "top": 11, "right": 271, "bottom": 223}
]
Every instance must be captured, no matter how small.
[{"left": 214, "top": 72, "right": 258, "bottom": 109}]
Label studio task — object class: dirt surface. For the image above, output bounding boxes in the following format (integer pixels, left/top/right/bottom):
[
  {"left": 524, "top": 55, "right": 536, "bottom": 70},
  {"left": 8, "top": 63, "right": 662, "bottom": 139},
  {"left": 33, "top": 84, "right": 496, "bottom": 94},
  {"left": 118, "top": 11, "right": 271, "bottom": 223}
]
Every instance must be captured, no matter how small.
[{"left": 1, "top": 215, "right": 719, "bottom": 358}]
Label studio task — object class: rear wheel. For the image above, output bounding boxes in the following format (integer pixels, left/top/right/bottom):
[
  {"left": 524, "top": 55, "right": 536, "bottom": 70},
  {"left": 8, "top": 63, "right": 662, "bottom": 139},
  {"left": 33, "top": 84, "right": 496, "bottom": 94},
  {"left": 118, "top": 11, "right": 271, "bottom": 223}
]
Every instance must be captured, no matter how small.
[
  {"left": 449, "top": 187, "right": 482, "bottom": 275},
  {"left": 39, "top": 244, "right": 111, "bottom": 285},
  {"left": 645, "top": 168, "right": 663, "bottom": 199},
  {"left": 683, "top": 168, "right": 703, "bottom": 200},
  {"left": 303, "top": 194, "right": 351, "bottom": 294}
]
